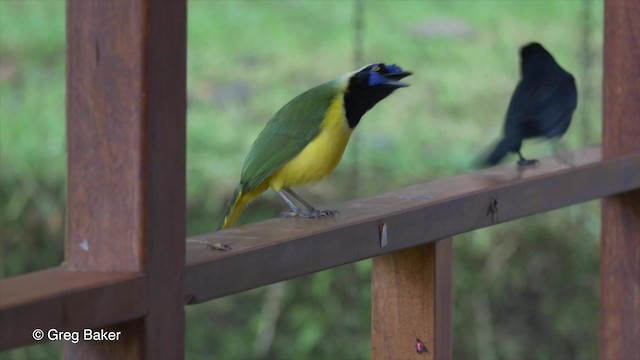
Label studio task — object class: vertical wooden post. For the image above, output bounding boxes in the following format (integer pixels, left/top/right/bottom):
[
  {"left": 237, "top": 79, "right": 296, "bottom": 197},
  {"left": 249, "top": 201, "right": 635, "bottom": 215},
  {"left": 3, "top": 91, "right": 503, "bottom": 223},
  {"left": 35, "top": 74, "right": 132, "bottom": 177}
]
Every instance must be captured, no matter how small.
[
  {"left": 372, "top": 240, "right": 452, "bottom": 360},
  {"left": 66, "top": 0, "right": 186, "bottom": 358},
  {"left": 601, "top": 0, "right": 640, "bottom": 359}
]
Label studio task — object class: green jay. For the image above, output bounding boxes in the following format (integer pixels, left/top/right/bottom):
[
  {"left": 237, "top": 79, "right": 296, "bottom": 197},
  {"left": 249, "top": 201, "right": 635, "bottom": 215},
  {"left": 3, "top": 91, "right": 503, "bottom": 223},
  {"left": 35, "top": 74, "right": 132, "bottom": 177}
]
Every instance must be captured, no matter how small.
[{"left": 219, "top": 63, "right": 412, "bottom": 230}]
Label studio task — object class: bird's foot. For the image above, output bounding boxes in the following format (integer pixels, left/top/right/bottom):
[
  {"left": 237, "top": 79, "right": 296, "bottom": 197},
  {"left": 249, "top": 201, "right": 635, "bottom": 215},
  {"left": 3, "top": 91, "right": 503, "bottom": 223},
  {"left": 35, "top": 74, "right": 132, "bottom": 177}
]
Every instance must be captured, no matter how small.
[
  {"left": 279, "top": 209, "right": 340, "bottom": 219},
  {"left": 517, "top": 159, "right": 540, "bottom": 167},
  {"left": 315, "top": 209, "right": 340, "bottom": 217}
]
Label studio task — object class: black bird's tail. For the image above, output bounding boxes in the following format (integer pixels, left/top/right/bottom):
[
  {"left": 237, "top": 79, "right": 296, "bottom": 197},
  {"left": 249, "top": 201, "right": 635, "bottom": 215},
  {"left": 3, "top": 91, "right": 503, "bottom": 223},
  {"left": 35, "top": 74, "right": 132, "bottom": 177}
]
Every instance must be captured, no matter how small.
[{"left": 485, "top": 134, "right": 522, "bottom": 166}]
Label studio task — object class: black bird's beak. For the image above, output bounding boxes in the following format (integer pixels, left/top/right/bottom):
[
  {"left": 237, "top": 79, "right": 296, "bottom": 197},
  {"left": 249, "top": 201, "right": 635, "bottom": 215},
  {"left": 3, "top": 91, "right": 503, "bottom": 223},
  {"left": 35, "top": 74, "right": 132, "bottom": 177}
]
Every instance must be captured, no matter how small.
[{"left": 383, "top": 71, "right": 412, "bottom": 88}]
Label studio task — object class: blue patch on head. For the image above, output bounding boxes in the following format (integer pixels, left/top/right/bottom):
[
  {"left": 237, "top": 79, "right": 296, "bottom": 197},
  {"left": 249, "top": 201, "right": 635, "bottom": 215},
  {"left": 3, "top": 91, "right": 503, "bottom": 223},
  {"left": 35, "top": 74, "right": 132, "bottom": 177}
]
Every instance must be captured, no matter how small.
[
  {"left": 366, "top": 63, "right": 405, "bottom": 86},
  {"left": 385, "top": 64, "right": 403, "bottom": 73},
  {"left": 368, "top": 72, "right": 387, "bottom": 86}
]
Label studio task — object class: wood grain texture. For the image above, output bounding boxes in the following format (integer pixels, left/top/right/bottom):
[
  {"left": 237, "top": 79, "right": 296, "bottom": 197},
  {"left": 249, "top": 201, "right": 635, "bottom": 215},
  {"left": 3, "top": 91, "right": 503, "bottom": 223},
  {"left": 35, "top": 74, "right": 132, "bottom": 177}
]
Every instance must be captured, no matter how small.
[
  {"left": 65, "top": 0, "right": 186, "bottom": 358},
  {"left": 186, "top": 147, "right": 640, "bottom": 303},
  {"left": 66, "top": 0, "right": 145, "bottom": 272},
  {"left": 66, "top": 2, "right": 145, "bottom": 357},
  {"left": 0, "top": 270, "right": 146, "bottom": 350},
  {"left": 371, "top": 239, "right": 452, "bottom": 360},
  {"left": 601, "top": 1, "right": 640, "bottom": 359},
  {"left": 143, "top": 1, "right": 187, "bottom": 359},
  {"left": 434, "top": 240, "right": 452, "bottom": 360},
  {"left": 372, "top": 245, "right": 435, "bottom": 360}
]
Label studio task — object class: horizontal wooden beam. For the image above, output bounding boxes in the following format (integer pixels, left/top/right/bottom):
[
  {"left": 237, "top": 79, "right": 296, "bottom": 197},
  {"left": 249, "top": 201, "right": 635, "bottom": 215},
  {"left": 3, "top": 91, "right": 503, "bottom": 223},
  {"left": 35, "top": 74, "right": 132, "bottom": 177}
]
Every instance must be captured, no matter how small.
[
  {"left": 185, "top": 146, "right": 640, "bottom": 303},
  {"left": 0, "top": 270, "right": 146, "bottom": 350}
]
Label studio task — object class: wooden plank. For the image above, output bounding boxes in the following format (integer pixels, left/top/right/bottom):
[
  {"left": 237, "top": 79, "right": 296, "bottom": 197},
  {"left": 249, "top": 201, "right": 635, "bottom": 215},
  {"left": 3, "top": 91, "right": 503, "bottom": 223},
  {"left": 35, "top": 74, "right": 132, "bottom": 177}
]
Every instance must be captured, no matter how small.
[
  {"left": 66, "top": 0, "right": 145, "bottom": 273},
  {"left": 372, "top": 245, "right": 435, "bottom": 360},
  {"left": 65, "top": 0, "right": 186, "bottom": 358},
  {"left": 143, "top": 1, "right": 187, "bottom": 359},
  {"left": 185, "top": 146, "right": 640, "bottom": 303},
  {"left": 66, "top": 2, "right": 146, "bottom": 358},
  {"left": 434, "top": 240, "right": 452, "bottom": 360},
  {"left": 0, "top": 269, "right": 146, "bottom": 350},
  {"left": 371, "top": 239, "right": 452, "bottom": 360},
  {"left": 600, "top": 1, "right": 640, "bottom": 359}
]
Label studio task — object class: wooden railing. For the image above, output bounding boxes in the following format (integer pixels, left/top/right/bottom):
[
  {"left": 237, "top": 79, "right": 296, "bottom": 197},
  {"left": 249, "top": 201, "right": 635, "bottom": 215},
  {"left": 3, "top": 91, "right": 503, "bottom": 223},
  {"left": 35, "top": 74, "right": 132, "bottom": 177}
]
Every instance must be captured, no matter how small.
[
  {"left": 2, "top": 147, "right": 638, "bottom": 357},
  {"left": 1, "top": 0, "right": 639, "bottom": 359},
  {"left": 184, "top": 147, "right": 638, "bottom": 302}
]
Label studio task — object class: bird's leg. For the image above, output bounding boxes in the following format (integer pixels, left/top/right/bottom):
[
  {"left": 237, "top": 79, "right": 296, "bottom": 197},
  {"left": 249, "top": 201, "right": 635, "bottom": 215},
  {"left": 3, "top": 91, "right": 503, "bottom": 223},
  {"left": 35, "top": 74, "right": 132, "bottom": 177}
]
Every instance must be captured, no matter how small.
[
  {"left": 277, "top": 189, "right": 339, "bottom": 218},
  {"left": 277, "top": 190, "right": 306, "bottom": 217},
  {"left": 516, "top": 151, "right": 540, "bottom": 167},
  {"left": 283, "top": 188, "right": 315, "bottom": 211},
  {"left": 284, "top": 188, "right": 339, "bottom": 217}
]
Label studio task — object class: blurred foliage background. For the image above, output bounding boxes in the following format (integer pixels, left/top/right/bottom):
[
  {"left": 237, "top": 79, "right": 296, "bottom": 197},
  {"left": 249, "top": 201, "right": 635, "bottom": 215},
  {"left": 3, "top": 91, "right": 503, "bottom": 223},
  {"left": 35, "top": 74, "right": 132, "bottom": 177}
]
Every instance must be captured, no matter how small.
[{"left": 1, "top": 0, "right": 603, "bottom": 359}]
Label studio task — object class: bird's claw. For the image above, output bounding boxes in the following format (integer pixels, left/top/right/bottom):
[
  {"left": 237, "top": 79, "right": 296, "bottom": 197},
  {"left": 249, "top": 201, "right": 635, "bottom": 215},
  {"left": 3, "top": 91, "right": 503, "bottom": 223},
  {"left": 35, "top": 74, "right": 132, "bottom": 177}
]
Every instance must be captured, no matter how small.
[
  {"left": 279, "top": 211, "right": 299, "bottom": 218},
  {"left": 517, "top": 159, "right": 540, "bottom": 167},
  {"left": 316, "top": 209, "right": 340, "bottom": 217},
  {"left": 279, "top": 209, "right": 340, "bottom": 219}
]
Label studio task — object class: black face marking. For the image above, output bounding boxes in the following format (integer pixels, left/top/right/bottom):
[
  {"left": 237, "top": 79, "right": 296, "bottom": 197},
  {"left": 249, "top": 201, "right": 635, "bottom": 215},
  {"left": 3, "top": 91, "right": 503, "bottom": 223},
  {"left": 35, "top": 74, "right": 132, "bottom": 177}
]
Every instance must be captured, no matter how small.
[
  {"left": 342, "top": 63, "right": 409, "bottom": 129},
  {"left": 343, "top": 83, "right": 398, "bottom": 128}
]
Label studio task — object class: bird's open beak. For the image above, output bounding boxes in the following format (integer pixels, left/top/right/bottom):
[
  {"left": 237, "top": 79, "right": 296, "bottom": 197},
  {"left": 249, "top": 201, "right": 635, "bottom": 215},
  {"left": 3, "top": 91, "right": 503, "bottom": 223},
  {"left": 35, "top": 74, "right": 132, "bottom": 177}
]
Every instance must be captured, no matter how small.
[{"left": 383, "top": 71, "right": 412, "bottom": 88}]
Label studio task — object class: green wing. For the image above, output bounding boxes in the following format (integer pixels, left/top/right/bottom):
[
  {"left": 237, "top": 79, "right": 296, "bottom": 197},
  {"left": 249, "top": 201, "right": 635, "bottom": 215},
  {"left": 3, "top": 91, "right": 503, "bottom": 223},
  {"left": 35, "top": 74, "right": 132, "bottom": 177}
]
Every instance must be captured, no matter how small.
[{"left": 240, "top": 79, "right": 343, "bottom": 191}]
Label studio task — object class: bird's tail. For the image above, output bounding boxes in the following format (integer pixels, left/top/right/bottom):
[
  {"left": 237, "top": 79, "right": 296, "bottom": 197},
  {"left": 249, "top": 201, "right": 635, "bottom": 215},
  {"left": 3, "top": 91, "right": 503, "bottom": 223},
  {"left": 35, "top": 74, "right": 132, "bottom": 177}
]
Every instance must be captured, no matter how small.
[
  {"left": 217, "top": 183, "right": 268, "bottom": 230},
  {"left": 218, "top": 185, "right": 247, "bottom": 230},
  {"left": 485, "top": 134, "right": 522, "bottom": 166}
]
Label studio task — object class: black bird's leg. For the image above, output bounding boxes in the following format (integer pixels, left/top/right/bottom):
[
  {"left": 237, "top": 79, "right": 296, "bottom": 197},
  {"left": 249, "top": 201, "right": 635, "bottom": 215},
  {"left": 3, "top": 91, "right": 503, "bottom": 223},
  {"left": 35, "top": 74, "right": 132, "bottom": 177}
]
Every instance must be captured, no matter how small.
[
  {"left": 277, "top": 189, "right": 339, "bottom": 218},
  {"left": 516, "top": 151, "right": 540, "bottom": 167}
]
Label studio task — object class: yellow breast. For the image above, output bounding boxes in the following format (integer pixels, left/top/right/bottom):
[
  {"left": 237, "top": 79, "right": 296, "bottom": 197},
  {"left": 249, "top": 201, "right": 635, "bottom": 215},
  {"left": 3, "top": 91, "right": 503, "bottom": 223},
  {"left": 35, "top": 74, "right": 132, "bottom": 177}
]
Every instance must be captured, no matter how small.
[{"left": 268, "top": 94, "right": 352, "bottom": 190}]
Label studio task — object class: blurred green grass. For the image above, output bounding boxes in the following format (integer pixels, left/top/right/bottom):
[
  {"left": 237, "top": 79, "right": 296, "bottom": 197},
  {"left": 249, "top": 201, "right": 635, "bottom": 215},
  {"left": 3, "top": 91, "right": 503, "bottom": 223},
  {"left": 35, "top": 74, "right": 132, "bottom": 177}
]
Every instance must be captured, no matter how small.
[{"left": 1, "top": 0, "right": 602, "bottom": 359}]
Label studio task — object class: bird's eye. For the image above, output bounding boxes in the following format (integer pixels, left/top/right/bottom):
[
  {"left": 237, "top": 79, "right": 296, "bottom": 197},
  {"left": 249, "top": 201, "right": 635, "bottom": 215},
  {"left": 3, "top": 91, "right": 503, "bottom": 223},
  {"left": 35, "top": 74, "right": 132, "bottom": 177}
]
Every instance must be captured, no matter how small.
[{"left": 372, "top": 66, "right": 381, "bottom": 72}]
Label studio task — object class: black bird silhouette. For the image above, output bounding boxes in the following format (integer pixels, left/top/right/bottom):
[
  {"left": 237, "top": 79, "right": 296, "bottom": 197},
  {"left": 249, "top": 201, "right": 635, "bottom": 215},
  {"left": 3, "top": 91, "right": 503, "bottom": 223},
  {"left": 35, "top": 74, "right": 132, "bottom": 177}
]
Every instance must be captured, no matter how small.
[{"left": 485, "top": 42, "right": 577, "bottom": 166}]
